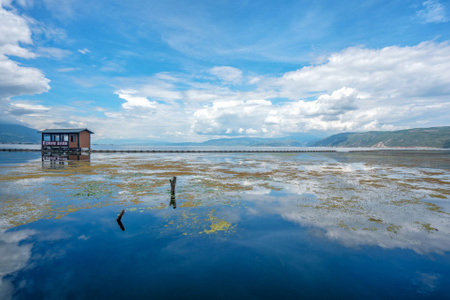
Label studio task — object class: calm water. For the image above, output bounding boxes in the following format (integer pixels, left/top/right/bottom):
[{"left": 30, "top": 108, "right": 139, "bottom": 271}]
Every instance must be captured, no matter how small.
[{"left": 1, "top": 150, "right": 449, "bottom": 299}]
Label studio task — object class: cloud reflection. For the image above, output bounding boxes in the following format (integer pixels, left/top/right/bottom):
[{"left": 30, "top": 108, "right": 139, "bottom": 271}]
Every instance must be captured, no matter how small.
[{"left": 0, "top": 229, "right": 35, "bottom": 300}]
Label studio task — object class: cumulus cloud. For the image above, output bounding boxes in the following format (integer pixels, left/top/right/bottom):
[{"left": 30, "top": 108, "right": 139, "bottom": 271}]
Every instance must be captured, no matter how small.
[
  {"left": 417, "top": 0, "right": 448, "bottom": 23},
  {"left": 0, "top": 2, "right": 35, "bottom": 58},
  {"left": 191, "top": 88, "right": 361, "bottom": 135},
  {"left": 0, "top": 55, "right": 50, "bottom": 99},
  {"left": 295, "top": 87, "right": 358, "bottom": 119},
  {"left": 97, "top": 41, "right": 450, "bottom": 140},
  {"left": 275, "top": 41, "right": 450, "bottom": 100},
  {"left": 0, "top": 3, "right": 51, "bottom": 123},
  {"left": 0, "top": 53, "right": 50, "bottom": 122},
  {"left": 191, "top": 99, "right": 272, "bottom": 135},
  {"left": 209, "top": 66, "right": 243, "bottom": 84},
  {"left": 6, "top": 35, "right": 449, "bottom": 141},
  {"left": 115, "top": 89, "right": 157, "bottom": 110}
]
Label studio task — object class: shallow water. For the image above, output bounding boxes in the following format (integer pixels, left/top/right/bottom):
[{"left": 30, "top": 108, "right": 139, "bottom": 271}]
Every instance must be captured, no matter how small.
[{"left": 0, "top": 151, "right": 449, "bottom": 299}]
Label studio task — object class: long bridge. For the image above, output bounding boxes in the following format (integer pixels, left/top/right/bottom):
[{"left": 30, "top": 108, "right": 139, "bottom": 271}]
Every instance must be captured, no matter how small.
[{"left": 0, "top": 148, "right": 338, "bottom": 153}]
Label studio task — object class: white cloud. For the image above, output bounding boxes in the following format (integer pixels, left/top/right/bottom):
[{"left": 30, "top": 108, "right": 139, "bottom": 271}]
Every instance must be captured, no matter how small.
[
  {"left": 140, "top": 83, "right": 182, "bottom": 102},
  {"left": 297, "top": 87, "right": 358, "bottom": 119},
  {"left": 0, "top": 54, "right": 50, "bottom": 99},
  {"left": 275, "top": 41, "right": 450, "bottom": 100},
  {"left": 56, "top": 67, "right": 80, "bottom": 72},
  {"left": 0, "top": 3, "right": 51, "bottom": 123},
  {"left": 417, "top": 0, "right": 448, "bottom": 23},
  {"left": 191, "top": 99, "right": 274, "bottom": 135},
  {"left": 115, "top": 89, "right": 157, "bottom": 110},
  {"left": 0, "top": 44, "right": 36, "bottom": 59},
  {"left": 78, "top": 48, "right": 90, "bottom": 54},
  {"left": 77, "top": 41, "right": 450, "bottom": 141},
  {"left": 36, "top": 47, "right": 71, "bottom": 59},
  {"left": 0, "top": 3, "right": 35, "bottom": 58},
  {"left": 209, "top": 66, "right": 243, "bottom": 84},
  {"left": 184, "top": 90, "right": 215, "bottom": 102},
  {"left": 190, "top": 88, "right": 359, "bottom": 135},
  {"left": 8, "top": 101, "right": 50, "bottom": 116},
  {"left": 246, "top": 128, "right": 258, "bottom": 135},
  {"left": 3, "top": 26, "right": 448, "bottom": 141}
]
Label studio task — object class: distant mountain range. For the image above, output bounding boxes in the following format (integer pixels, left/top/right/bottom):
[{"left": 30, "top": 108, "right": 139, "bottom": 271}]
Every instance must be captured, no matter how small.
[
  {"left": 94, "top": 134, "right": 325, "bottom": 147},
  {"left": 0, "top": 123, "right": 41, "bottom": 144},
  {"left": 1, "top": 123, "right": 449, "bottom": 148},
  {"left": 312, "top": 126, "right": 450, "bottom": 148}
]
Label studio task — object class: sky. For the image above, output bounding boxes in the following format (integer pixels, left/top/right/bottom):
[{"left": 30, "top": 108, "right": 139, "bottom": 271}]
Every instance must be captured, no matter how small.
[{"left": 0, "top": 0, "right": 449, "bottom": 142}]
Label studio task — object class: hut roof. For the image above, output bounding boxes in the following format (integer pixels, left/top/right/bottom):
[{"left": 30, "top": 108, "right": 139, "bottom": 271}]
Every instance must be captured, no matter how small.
[{"left": 40, "top": 128, "right": 94, "bottom": 134}]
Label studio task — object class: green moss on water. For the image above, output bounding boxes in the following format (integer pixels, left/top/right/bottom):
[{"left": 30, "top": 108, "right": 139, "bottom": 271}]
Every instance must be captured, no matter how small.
[
  {"left": 415, "top": 222, "right": 438, "bottom": 232},
  {"left": 387, "top": 224, "right": 402, "bottom": 234},
  {"left": 368, "top": 217, "right": 383, "bottom": 224}
]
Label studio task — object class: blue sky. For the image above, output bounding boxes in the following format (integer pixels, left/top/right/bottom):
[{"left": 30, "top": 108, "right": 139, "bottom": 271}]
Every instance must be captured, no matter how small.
[{"left": 1, "top": 0, "right": 449, "bottom": 142}]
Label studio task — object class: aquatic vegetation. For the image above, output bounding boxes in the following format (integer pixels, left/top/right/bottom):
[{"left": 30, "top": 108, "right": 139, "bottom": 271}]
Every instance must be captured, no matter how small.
[
  {"left": 72, "top": 181, "right": 113, "bottom": 198},
  {"left": 1, "top": 151, "right": 449, "bottom": 253},
  {"left": 415, "top": 222, "right": 439, "bottom": 232},
  {"left": 387, "top": 224, "right": 402, "bottom": 234},
  {"left": 203, "top": 209, "right": 233, "bottom": 234},
  {"left": 368, "top": 218, "right": 383, "bottom": 224}
]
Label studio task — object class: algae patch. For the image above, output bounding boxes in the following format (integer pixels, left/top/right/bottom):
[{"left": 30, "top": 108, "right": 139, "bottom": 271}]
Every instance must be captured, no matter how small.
[{"left": 203, "top": 210, "right": 232, "bottom": 234}]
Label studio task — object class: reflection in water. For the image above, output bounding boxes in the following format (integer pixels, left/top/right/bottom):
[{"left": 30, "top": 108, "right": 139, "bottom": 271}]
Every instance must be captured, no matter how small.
[
  {"left": 1, "top": 150, "right": 449, "bottom": 253},
  {"left": 169, "top": 195, "right": 176, "bottom": 209},
  {"left": 116, "top": 210, "right": 125, "bottom": 231},
  {"left": 0, "top": 229, "right": 35, "bottom": 299},
  {"left": 116, "top": 219, "right": 125, "bottom": 231},
  {"left": 41, "top": 153, "right": 90, "bottom": 168}
]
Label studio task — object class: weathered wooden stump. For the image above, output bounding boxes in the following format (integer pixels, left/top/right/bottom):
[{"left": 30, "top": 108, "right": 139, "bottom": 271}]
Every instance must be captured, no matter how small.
[
  {"left": 169, "top": 176, "right": 176, "bottom": 196},
  {"left": 169, "top": 176, "right": 177, "bottom": 209}
]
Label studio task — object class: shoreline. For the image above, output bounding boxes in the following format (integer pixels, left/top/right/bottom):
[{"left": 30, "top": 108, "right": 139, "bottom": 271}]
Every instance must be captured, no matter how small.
[{"left": 0, "top": 147, "right": 449, "bottom": 153}]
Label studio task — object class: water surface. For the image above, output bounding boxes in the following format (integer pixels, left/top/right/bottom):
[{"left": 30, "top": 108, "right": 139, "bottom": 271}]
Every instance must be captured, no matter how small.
[{"left": 1, "top": 151, "right": 449, "bottom": 299}]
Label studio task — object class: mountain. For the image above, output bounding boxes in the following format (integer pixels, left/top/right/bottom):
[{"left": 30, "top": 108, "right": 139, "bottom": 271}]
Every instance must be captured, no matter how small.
[
  {"left": 198, "top": 137, "right": 314, "bottom": 147},
  {"left": 0, "top": 123, "right": 41, "bottom": 144},
  {"left": 93, "top": 138, "right": 169, "bottom": 145},
  {"left": 94, "top": 134, "right": 324, "bottom": 147},
  {"left": 312, "top": 126, "right": 450, "bottom": 148}
]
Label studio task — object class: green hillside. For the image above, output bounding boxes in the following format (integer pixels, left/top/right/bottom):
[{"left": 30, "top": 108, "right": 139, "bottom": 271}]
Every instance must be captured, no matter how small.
[
  {"left": 313, "top": 126, "right": 450, "bottom": 148},
  {"left": 0, "top": 123, "right": 41, "bottom": 144}
]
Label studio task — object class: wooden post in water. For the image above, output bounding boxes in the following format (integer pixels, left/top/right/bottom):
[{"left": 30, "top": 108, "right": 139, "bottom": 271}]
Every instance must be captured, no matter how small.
[
  {"left": 169, "top": 176, "right": 177, "bottom": 209},
  {"left": 169, "top": 176, "right": 176, "bottom": 196}
]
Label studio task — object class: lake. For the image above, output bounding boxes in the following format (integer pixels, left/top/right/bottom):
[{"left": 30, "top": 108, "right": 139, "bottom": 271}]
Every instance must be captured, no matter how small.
[{"left": 1, "top": 150, "right": 449, "bottom": 299}]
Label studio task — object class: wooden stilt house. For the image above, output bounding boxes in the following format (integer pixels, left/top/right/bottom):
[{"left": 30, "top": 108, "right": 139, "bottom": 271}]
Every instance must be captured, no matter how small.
[{"left": 41, "top": 128, "right": 94, "bottom": 152}]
